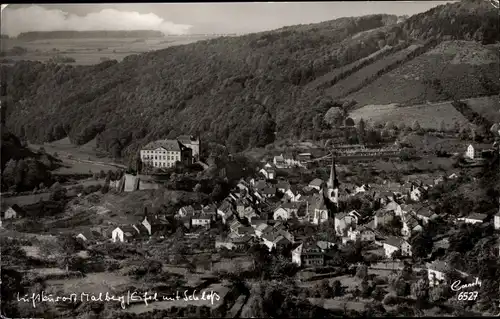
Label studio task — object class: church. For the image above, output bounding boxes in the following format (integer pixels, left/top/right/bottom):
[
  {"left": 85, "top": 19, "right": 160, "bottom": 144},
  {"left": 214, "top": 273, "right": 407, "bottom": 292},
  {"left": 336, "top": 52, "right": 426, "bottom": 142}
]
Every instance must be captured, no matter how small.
[{"left": 311, "top": 157, "right": 340, "bottom": 225}]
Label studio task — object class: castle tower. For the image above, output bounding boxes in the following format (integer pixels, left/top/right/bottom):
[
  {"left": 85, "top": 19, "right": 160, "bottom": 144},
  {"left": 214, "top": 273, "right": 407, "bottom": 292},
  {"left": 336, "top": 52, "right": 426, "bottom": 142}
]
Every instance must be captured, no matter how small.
[{"left": 327, "top": 156, "right": 340, "bottom": 206}]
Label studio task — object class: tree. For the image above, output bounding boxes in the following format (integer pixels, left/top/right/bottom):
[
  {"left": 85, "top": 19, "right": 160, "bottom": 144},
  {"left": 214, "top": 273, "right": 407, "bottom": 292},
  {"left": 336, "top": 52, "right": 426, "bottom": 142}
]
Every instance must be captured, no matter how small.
[
  {"left": 439, "top": 120, "right": 447, "bottom": 132},
  {"left": 410, "top": 233, "right": 433, "bottom": 258},
  {"left": 356, "top": 264, "right": 369, "bottom": 280},
  {"left": 357, "top": 119, "right": 366, "bottom": 144},
  {"left": 332, "top": 279, "right": 344, "bottom": 297},
  {"left": 411, "top": 278, "right": 429, "bottom": 308},
  {"left": 324, "top": 107, "right": 344, "bottom": 126},
  {"left": 412, "top": 120, "right": 421, "bottom": 131}
]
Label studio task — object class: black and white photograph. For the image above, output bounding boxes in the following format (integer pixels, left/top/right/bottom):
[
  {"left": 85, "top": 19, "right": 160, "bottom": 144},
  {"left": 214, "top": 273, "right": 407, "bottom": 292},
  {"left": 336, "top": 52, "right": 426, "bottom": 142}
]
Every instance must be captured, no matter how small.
[{"left": 0, "top": 1, "right": 499, "bottom": 318}]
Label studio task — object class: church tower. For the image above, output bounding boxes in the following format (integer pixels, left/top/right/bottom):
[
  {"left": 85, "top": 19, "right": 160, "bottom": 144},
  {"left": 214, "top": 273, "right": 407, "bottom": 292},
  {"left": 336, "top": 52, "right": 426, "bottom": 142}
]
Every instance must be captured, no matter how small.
[{"left": 326, "top": 156, "right": 340, "bottom": 206}]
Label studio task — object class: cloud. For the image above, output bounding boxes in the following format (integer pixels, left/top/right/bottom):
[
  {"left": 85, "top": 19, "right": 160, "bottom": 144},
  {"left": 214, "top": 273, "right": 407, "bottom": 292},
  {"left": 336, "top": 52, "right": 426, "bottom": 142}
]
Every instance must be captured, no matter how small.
[{"left": 2, "top": 5, "right": 192, "bottom": 36}]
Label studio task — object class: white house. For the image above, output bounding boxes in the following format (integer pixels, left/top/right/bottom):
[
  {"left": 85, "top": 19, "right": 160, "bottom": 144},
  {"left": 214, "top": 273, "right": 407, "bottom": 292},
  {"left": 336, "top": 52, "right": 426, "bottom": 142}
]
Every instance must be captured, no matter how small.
[
  {"left": 217, "top": 201, "right": 234, "bottom": 224},
  {"left": 3, "top": 205, "right": 24, "bottom": 220},
  {"left": 354, "top": 184, "right": 370, "bottom": 195},
  {"left": 285, "top": 189, "right": 302, "bottom": 202},
  {"left": 259, "top": 167, "right": 276, "bottom": 180},
  {"left": 495, "top": 209, "right": 500, "bottom": 230},
  {"left": 111, "top": 225, "right": 139, "bottom": 243},
  {"left": 457, "top": 213, "right": 488, "bottom": 224},
  {"left": 410, "top": 187, "right": 425, "bottom": 202},
  {"left": 192, "top": 214, "right": 211, "bottom": 228},
  {"left": 465, "top": 144, "right": 489, "bottom": 160},
  {"left": 401, "top": 214, "right": 422, "bottom": 239},
  {"left": 292, "top": 242, "right": 324, "bottom": 267},
  {"left": 427, "top": 261, "right": 448, "bottom": 287},
  {"left": 274, "top": 202, "right": 300, "bottom": 220},
  {"left": 335, "top": 212, "right": 357, "bottom": 236},
  {"left": 382, "top": 236, "right": 412, "bottom": 258},
  {"left": 346, "top": 227, "right": 375, "bottom": 243}
]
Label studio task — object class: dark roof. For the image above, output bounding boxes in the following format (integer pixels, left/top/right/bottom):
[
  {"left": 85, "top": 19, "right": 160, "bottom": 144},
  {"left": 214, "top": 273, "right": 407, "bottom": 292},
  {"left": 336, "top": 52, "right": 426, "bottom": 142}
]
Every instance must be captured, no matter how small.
[
  {"left": 142, "top": 139, "right": 183, "bottom": 151},
  {"left": 276, "top": 181, "right": 291, "bottom": 189},
  {"left": 416, "top": 208, "right": 434, "bottom": 218},
  {"left": 7, "top": 204, "right": 26, "bottom": 214},
  {"left": 384, "top": 236, "right": 405, "bottom": 248},
  {"left": 118, "top": 225, "right": 138, "bottom": 237},
  {"left": 262, "top": 187, "right": 276, "bottom": 195}
]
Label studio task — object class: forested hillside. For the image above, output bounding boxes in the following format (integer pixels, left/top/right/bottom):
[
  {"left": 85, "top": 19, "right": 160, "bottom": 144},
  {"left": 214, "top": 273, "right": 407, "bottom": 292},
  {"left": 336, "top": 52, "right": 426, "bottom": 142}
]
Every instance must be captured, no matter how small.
[{"left": 2, "top": 0, "right": 498, "bottom": 161}]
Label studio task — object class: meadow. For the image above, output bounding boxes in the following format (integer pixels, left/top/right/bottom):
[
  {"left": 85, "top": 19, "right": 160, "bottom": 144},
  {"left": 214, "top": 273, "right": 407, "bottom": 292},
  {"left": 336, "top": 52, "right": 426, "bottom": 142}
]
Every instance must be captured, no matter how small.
[{"left": 349, "top": 100, "right": 473, "bottom": 130}]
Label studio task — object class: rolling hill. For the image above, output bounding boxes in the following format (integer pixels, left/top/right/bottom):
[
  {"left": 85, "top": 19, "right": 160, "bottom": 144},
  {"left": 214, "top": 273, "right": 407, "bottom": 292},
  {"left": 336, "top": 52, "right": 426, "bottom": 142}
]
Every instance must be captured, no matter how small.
[{"left": 2, "top": 0, "right": 498, "bottom": 160}]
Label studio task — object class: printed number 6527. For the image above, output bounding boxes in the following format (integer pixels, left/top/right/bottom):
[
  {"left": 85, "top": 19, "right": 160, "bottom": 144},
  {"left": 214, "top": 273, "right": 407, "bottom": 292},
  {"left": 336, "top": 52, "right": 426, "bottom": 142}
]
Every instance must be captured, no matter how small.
[{"left": 457, "top": 291, "right": 478, "bottom": 301}]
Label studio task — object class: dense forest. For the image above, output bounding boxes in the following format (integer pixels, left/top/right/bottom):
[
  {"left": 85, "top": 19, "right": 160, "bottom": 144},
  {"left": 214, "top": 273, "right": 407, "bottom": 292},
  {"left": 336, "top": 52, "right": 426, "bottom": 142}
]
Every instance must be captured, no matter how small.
[{"left": 2, "top": 0, "right": 499, "bottom": 162}]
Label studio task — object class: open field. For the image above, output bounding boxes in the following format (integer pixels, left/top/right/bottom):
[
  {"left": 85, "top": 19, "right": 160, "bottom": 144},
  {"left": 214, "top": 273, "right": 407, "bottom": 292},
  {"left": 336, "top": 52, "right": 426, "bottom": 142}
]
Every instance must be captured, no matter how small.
[
  {"left": 465, "top": 95, "right": 500, "bottom": 123},
  {"left": 2, "top": 193, "right": 52, "bottom": 207},
  {"left": 1, "top": 36, "right": 218, "bottom": 65},
  {"left": 29, "top": 137, "right": 124, "bottom": 175},
  {"left": 349, "top": 100, "right": 473, "bottom": 130},
  {"left": 46, "top": 271, "right": 132, "bottom": 295},
  {"left": 346, "top": 41, "right": 499, "bottom": 106},
  {"left": 325, "top": 44, "right": 424, "bottom": 99}
]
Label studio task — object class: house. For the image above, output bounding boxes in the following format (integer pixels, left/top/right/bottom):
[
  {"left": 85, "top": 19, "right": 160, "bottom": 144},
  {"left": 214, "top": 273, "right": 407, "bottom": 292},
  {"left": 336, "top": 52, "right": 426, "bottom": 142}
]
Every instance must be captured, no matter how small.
[
  {"left": 260, "top": 167, "right": 276, "bottom": 180},
  {"left": 374, "top": 210, "right": 394, "bottom": 228},
  {"left": 335, "top": 212, "right": 357, "bottom": 236},
  {"left": 273, "top": 155, "right": 286, "bottom": 168},
  {"left": 426, "top": 261, "right": 449, "bottom": 287},
  {"left": 354, "top": 184, "right": 370, "bottom": 195},
  {"left": 140, "top": 139, "right": 193, "bottom": 169},
  {"left": 273, "top": 202, "right": 300, "bottom": 220},
  {"left": 346, "top": 226, "right": 375, "bottom": 243},
  {"left": 377, "top": 191, "right": 395, "bottom": 205},
  {"left": 457, "top": 213, "right": 488, "bottom": 224},
  {"left": 448, "top": 173, "right": 459, "bottom": 179},
  {"left": 240, "top": 207, "right": 258, "bottom": 223},
  {"left": 229, "top": 219, "right": 244, "bottom": 234},
  {"left": 261, "top": 187, "right": 277, "bottom": 198},
  {"left": 178, "top": 205, "right": 195, "bottom": 218},
  {"left": 192, "top": 214, "right": 212, "bottom": 228},
  {"left": 382, "top": 236, "right": 412, "bottom": 258},
  {"left": 215, "top": 235, "right": 253, "bottom": 250},
  {"left": 292, "top": 242, "right": 325, "bottom": 267},
  {"left": 255, "top": 223, "right": 273, "bottom": 238},
  {"left": 308, "top": 178, "right": 324, "bottom": 191},
  {"left": 495, "top": 208, "right": 500, "bottom": 230},
  {"left": 176, "top": 135, "right": 201, "bottom": 160},
  {"left": 284, "top": 188, "right": 302, "bottom": 202},
  {"left": 201, "top": 204, "right": 218, "bottom": 220},
  {"left": 111, "top": 225, "right": 140, "bottom": 243},
  {"left": 250, "top": 219, "right": 267, "bottom": 229},
  {"left": 283, "top": 153, "right": 302, "bottom": 167},
  {"left": 75, "top": 230, "right": 101, "bottom": 242},
  {"left": 465, "top": 144, "right": 490, "bottom": 160},
  {"left": 385, "top": 202, "right": 403, "bottom": 216},
  {"left": 401, "top": 214, "right": 422, "bottom": 238},
  {"left": 316, "top": 241, "right": 336, "bottom": 251},
  {"left": 217, "top": 201, "right": 234, "bottom": 224},
  {"left": 410, "top": 186, "right": 425, "bottom": 202},
  {"left": 297, "top": 153, "right": 312, "bottom": 164},
  {"left": 276, "top": 181, "right": 291, "bottom": 193},
  {"left": 3, "top": 204, "right": 24, "bottom": 219},
  {"left": 254, "top": 180, "right": 268, "bottom": 190},
  {"left": 262, "top": 231, "right": 291, "bottom": 251},
  {"left": 415, "top": 207, "right": 434, "bottom": 224}
]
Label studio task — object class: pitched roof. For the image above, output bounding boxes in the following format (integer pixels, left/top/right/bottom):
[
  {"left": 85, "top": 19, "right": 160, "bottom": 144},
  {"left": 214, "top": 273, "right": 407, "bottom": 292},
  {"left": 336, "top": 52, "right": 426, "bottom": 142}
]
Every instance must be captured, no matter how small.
[
  {"left": 142, "top": 139, "right": 183, "bottom": 151},
  {"left": 416, "top": 207, "right": 433, "bottom": 218},
  {"left": 262, "top": 187, "right": 276, "bottom": 195},
  {"left": 465, "top": 213, "right": 488, "bottom": 221},
  {"left": 427, "top": 260, "right": 448, "bottom": 273},
  {"left": 117, "top": 225, "right": 138, "bottom": 237},
  {"left": 309, "top": 178, "right": 324, "bottom": 187},
  {"left": 384, "top": 236, "right": 406, "bottom": 249},
  {"left": 274, "top": 155, "right": 284, "bottom": 161}
]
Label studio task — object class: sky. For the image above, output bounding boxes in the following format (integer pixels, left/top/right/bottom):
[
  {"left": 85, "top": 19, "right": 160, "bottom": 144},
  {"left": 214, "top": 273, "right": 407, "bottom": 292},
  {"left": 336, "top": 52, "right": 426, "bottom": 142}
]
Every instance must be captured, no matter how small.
[{"left": 1, "top": 2, "right": 456, "bottom": 37}]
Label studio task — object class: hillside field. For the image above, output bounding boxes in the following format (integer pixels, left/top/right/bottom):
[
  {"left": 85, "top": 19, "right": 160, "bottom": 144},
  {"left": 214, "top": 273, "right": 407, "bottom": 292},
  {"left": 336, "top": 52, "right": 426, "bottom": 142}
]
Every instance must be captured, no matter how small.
[
  {"left": 348, "top": 100, "right": 475, "bottom": 130},
  {"left": 465, "top": 95, "right": 500, "bottom": 123}
]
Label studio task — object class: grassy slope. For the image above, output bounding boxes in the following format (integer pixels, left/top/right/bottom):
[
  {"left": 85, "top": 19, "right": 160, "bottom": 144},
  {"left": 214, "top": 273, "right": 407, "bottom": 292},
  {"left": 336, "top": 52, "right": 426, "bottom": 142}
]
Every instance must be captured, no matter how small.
[{"left": 346, "top": 41, "right": 499, "bottom": 106}]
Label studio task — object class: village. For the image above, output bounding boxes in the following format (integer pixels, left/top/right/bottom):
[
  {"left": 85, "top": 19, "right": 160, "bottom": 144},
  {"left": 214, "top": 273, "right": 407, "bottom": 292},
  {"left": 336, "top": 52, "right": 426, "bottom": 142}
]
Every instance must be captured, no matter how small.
[{"left": 2, "top": 130, "right": 500, "bottom": 317}]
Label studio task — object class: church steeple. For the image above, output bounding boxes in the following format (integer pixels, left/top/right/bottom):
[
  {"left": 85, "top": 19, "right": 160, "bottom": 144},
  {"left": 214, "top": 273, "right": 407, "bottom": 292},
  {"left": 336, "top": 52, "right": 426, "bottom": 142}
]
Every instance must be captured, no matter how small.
[{"left": 328, "top": 156, "right": 339, "bottom": 190}]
